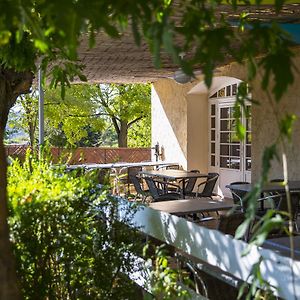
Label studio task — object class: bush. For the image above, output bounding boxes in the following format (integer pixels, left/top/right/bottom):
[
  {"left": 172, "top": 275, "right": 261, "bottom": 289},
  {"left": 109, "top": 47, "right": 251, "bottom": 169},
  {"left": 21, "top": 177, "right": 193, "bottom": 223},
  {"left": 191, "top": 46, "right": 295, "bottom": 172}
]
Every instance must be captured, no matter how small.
[{"left": 8, "top": 151, "right": 143, "bottom": 299}]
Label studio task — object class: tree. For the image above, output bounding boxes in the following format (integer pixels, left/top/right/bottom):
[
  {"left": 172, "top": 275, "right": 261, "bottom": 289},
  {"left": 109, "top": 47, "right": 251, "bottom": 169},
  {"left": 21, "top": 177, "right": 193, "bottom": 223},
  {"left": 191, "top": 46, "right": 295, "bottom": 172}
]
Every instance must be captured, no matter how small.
[
  {"left": 44, "top": 83, "right": 151, "bottom": 147},
  {"left": 128, "top": 116, "right": 151, "bottom": 148},
  {"left": 88, "top": 84, "right": 151, "bottom": 147},
  {"left": 0, "top": 1, "right": 296, "bottom": 298},
  {"left": 0, "top": 2, "right": 173, "bottom": 298},
  {"left": 44, "top": 84, "right": 105, "bottom": 146}
]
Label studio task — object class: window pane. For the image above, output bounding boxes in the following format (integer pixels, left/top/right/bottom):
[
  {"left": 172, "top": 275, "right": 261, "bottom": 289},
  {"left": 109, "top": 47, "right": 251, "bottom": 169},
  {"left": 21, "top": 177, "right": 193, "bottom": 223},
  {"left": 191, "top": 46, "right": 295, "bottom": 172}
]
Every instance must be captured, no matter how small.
[
  {"left": 231, "top": 133, "right": 240, "bottom": 144},
  {"left": 226, "top": 85, "right": 231, "bottom": 97},
  {"left": 220, "top": 107, "right": 230, "bottom": 119},
  {"left": 230, "top": 158, "right": 240, "bottom": 169},
  {"left": 210, "top": 92, "right": 217, "bottom": 98},
  {"left": 220, "top": 120, "right": 229, "bottom": 131},
  {"left": 220, "top": 157, "right": 229, "bottom": 168},
  {"left": 211, "top": 142, "right": 215, "bottom": 154},
  {"left": 246, "top": 145, "right": 251, "bottom": 157},
  {"left": 246, "top": 118, "right": 251, "bottom": 131},
  {"left": 246, "top": 132, "right": 252, "bottom": 144},
  {"left": 232, "top": 84, "right": 237, "bottom": 95},
  {"left": 218, "top": 88, "right": 225, "bottom": 97},
  {"left": 246, "top": 158, "right": 251, "bottom": 171},
  {"left": 230, "top": 145, "right": 240, "bottom": 156},
  {"left": 211, "top": 104, "right": 216, "bottom": 115},
  {"left": 230, "top": 119, "right": 237, "bottom": 132},
  {"left": 220, "top": 132, "right": 230, "bottom": 143},
  {"left": 220, "top": 145, "right": 229, "bottom": 155},
  {"left": 211, "top": 130, "right": 215, "bottom": 141},
  {"left": 211, "top": 117, "right": 215, "bottom": 129},
  {"left": 211, "top": 155, "right": 215, "bottom": 166}
]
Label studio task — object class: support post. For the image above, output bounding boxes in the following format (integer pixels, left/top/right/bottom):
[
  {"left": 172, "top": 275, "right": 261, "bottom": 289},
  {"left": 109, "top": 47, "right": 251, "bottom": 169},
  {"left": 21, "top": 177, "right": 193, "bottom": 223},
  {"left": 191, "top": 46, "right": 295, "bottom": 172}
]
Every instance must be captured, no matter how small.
[{"left": 38, "top": 68, "right": 44, "bottom": 149}]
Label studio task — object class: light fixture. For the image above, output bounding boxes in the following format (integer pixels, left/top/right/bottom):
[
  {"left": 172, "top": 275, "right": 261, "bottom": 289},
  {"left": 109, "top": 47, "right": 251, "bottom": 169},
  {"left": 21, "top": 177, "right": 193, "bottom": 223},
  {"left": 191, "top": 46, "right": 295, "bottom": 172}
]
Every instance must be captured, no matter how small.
[
  {"left": 173, "top": 52, "right": 192, "bottom": 84},
  {"left": 173, "top": 68, "right": 192, "bottom": 84}
]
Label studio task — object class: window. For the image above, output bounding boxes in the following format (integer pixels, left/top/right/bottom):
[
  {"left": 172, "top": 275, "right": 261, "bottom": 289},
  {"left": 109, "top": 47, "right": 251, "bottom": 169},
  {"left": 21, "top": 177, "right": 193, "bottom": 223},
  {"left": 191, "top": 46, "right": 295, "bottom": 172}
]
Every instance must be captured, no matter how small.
[{"left": 209, "top": 83, "right": 240, "bottom": 99}]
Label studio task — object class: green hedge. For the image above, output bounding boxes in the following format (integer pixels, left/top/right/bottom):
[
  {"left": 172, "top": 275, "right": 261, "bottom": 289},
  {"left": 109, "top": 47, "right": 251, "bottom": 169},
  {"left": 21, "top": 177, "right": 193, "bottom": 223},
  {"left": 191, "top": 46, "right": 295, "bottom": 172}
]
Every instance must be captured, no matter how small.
[{"left": 8, "top": 151, "right": 142, "bottom": 299}]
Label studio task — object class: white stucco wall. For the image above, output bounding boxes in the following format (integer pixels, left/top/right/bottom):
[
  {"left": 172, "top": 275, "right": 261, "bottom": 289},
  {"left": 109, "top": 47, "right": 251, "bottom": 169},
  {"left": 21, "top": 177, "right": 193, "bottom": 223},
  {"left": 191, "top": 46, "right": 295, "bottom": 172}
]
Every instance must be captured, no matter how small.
[
  {"left": 186, "top": 93, "right": 209, "bottom": 173},
  {"left": 151, "top": 79, "right": 197, "bottom": 169},
  {"left": 251, "top": 52, "right": 300, "bottom": 182},
  {"left": 151, "top": 46, "right": 300, "bottom": 184},
  {"left": 214, "top": 48, "right": 300, "bottom": 182}
]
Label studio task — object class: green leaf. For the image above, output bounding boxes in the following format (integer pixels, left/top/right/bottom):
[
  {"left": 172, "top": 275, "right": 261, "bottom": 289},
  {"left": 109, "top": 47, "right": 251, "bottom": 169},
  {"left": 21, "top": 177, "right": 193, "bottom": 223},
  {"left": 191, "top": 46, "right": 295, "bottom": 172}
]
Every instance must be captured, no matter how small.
[
  {"left": 34, "top": 39, "right": 49, "bottom": 52},
  {"left": 0, "top": 30, "right": 12, "bottom": 45},
  {"left": 235, "top": 218, "right": 251, "bottom": 240},
  {"left": 279, "top": 114, "right": 297, "bottom": 141}
]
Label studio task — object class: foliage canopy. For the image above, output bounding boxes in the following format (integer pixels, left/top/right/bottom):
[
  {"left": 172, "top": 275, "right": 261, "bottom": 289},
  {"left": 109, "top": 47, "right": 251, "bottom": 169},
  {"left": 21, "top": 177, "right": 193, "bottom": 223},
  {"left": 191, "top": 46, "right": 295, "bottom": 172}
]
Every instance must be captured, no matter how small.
[{"left": 0, "top": 0, "right": 299, "bottom": 298}]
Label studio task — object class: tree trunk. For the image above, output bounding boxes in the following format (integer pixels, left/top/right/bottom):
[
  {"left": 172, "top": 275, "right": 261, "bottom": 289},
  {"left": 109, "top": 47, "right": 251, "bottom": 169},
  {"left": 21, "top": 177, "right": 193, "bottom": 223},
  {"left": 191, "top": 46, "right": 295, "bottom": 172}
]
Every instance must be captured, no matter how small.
[
  {"left": 0, "top": 68, "right": 33, "bottom": 299},
  {"left": 118, "top": 121, "right": 128, "bottom": 147},
  {"left": 29, "top": 121, "right": 35, "bottom": 148}
]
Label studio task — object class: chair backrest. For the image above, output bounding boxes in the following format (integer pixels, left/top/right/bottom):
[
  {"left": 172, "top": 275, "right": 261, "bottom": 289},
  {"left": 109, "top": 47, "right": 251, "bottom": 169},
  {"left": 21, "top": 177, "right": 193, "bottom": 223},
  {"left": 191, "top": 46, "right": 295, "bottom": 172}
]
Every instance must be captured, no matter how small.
[
  {"left": 217, "top": 212, "right": 247, "bottom": 241},
  {"left": 270, "top": 178, "right": 284, "bottom": 183},
  {"left": 200, "top": 173, "right": 219, "bottom": 197},
  {"left": 97, "top": 168, "right": 111, "bottom": 185},
  {"left": 185, "top": 169, "right": 200, "bottom": 194},
  {"left": 129, "top": 175, "right": 144, "bottom": 195},
  {"left": 127, "top": 167, "right": 142, "bottom": 184},
  {"left": 226, "top": 181, "right": 250, "bottom": 209},
  {"left": 157, "top": 164, "right": 180, "bottom": 170},
  {"left": 276, "top": 192, "right": 300, "bottom": 222},
  {"left": 144, "top": 177, "right": 161, "bottom": 200}
]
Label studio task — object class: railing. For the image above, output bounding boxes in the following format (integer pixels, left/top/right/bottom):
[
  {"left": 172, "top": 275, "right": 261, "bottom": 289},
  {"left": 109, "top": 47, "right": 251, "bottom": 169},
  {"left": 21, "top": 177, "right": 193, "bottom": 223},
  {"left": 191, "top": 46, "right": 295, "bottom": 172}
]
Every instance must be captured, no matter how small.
[
  {"left": 117, "top": 198, "right": 300, "bottom": 299},
  {"left": 5, "top": 145, "right": 151, "bottom": 164}
]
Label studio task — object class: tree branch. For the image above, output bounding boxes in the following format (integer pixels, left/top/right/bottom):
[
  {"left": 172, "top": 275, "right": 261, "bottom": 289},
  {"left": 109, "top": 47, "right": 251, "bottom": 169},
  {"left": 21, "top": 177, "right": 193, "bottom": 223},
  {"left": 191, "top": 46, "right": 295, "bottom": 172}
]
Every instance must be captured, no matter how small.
[{"left": 128, "top": 115, "right": 144, "bottom": 127}]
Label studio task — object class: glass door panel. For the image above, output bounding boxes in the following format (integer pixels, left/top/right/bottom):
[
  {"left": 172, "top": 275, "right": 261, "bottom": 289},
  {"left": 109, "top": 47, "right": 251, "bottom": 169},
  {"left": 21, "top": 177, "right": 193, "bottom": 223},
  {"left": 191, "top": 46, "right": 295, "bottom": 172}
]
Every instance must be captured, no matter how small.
[{"left": 219, "top": 107, "right": 241, "bottom": 171}]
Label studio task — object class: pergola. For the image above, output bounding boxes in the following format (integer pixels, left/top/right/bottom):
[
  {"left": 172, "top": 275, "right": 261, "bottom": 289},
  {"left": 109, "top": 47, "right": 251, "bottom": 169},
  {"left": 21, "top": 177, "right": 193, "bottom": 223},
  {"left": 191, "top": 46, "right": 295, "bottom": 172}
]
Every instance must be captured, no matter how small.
[
  {"left": 77, "top": 3, "right": 300, "bottom": 83},
  {"left": 38, "top": 3, "right": 300, "bottom": 143}
]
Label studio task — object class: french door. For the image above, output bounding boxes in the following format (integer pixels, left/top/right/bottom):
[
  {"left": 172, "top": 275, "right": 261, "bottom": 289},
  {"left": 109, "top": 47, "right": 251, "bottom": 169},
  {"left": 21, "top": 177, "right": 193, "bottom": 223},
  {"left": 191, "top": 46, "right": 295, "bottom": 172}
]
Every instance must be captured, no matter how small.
[{"left": 209, "top": 100, "right": 251, "bottom": 197}]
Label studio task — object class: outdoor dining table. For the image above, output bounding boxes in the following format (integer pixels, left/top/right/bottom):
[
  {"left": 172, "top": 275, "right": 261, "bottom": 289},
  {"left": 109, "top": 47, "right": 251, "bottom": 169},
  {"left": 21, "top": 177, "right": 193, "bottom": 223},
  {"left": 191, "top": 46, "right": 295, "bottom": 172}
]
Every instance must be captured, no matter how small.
[
  {"left": 66, "top": 161, "right": 178, "bottom": 171},
  {"left": 149, "top": 198, "right": 234, "bottom": 216},
  {"left": 262, "top": 236, "right": 300, "bottom": 260},
  {"left": 226, "top": 181, "right": 300, "bottom": 210},
  {"left": 139, "top": 169, "right": 208, "bottom": 198},
  {"left": 66, "top": 161, "right": 179, "bottom": 195},
  {"left": 227, "top": 181, "right": 300, "bottom": 194}
]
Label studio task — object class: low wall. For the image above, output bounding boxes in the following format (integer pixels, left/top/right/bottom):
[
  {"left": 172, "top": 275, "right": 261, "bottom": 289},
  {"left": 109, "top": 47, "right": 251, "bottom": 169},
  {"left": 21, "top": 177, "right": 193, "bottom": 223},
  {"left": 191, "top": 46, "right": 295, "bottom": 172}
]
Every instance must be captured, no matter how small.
[{"left": 5, "top": 145, "right": 151, "bottom": 164}]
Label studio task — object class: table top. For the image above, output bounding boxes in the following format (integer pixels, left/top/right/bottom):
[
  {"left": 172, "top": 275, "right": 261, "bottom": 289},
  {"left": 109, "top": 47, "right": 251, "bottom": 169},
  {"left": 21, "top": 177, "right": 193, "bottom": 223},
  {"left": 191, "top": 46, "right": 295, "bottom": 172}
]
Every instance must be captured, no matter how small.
[
  {"left": 139, "top": 169, "right": 208, "bottom": 180},
  {"left": 226, "top": 181, "right": 300, "bottom": 193},
  {"left": 149, "top": 198, "right": 234, "bottom": 216},
  {"left": 262, "top": 236, "right": 300, "bottom": 260},
  {"left": 66, "top": 161, "right": 178, "bottom": 170}
]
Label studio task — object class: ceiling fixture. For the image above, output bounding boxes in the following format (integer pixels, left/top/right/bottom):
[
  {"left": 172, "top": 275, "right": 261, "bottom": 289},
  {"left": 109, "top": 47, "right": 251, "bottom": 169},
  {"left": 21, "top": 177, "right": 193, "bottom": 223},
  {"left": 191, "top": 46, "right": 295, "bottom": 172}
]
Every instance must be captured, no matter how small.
[
  {"left": 173, "top": 52, "right": 192, "bottom": 84},
  {"left": 173, "top": 68, "right": 192, "bottom": 84}
]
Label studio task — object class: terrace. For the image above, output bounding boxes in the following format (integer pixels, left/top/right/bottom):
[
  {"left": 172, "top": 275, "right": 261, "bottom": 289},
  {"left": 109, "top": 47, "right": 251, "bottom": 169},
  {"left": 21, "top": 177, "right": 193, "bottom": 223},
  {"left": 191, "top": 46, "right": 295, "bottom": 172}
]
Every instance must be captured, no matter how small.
[{"left": 5, "top": 2, "right": 300, "bottom": 299}]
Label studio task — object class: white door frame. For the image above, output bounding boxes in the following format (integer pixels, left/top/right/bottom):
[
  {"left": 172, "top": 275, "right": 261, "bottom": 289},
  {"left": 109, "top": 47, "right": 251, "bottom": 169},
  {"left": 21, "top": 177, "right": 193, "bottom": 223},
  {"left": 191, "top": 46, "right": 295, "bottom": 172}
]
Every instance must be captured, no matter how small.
[{"left": 208, "top": 93, "right": 251, "bottom": 197}]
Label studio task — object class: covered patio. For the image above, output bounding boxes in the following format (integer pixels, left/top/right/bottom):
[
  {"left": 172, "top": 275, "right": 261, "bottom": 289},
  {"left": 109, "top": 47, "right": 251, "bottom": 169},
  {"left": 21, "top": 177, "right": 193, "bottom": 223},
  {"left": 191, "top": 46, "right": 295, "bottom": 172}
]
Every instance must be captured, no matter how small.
[{"left": 46, "top": 4, "right": 300, "bottom": 298}]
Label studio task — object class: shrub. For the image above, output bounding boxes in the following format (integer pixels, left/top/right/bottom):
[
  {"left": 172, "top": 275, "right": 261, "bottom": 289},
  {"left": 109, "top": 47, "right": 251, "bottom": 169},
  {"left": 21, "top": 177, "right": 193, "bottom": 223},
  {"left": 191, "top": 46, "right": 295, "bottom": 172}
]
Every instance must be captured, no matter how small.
[{"left": 8, "top": 151, "right": 142, "bottom": 299}]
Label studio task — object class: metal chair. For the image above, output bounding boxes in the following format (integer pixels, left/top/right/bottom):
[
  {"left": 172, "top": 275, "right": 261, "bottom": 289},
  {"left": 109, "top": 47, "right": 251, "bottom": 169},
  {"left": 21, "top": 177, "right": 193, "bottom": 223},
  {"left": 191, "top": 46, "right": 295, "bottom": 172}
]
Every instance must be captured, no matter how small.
[
  {"left": 217, "top": 212, "right": 249, "bottom": 241},
  {"left": 226, "top": 181, "right": 250, "bottom": 212},
  {"left": 196, "top": 173, "right": 219, "bottom": 199},
  {"left": 156, "top": 164, "right": 180, "bottom": 170},
  {"left": 144, "top": 176, "right": 181, "bottom": 202},
  {"left": 129, "top": 174, "right": 150, "bottom": 203},
  {"left": 273, "top": 191, "right": 300, "bottom": 232},
  {"left": 179, "top": 169, "right": 200, "bottom": 197},
  {"left": 126, "top": 166, "right": 143, "bottom": 193}
]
